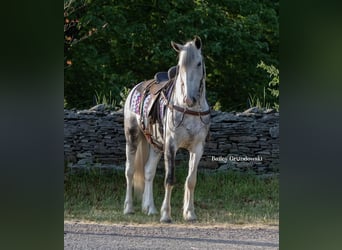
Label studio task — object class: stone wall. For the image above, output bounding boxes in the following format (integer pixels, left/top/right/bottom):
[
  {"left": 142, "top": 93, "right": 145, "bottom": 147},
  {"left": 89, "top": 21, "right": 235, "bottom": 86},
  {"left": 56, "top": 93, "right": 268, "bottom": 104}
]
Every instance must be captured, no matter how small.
[{"left": 64, "top": 106, "right": 279, "bottom": 174}]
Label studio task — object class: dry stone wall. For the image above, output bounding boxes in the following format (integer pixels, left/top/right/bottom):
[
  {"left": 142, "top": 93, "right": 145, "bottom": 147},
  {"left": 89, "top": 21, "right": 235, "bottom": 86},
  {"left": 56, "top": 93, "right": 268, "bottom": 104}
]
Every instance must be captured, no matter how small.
[{"left": 64, "top": 106, "right": 279, "bottom": 174}]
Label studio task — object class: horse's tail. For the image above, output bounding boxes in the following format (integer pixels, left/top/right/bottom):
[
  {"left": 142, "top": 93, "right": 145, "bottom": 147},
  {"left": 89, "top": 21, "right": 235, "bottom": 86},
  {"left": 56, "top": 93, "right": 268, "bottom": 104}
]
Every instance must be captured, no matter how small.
[{"left": 133, "top": 138, "right": 149, "bottom": 200}]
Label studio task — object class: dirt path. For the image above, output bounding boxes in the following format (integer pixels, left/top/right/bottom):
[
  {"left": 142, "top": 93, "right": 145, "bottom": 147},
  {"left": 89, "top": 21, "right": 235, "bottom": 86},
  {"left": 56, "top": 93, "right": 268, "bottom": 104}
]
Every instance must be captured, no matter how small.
[{"left": 64, "top": 221, "right": 278, "bottom": 250}]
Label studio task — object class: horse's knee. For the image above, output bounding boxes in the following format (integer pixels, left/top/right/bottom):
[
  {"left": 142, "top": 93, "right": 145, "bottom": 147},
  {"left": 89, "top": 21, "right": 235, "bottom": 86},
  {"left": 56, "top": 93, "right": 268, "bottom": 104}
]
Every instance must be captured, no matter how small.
[
  {"left": 186, "top": 176, "right": 197, "bottom": 190},
  {"left": 125, "top": 168, "right": 133, "bottom": 177},
  {"left": 144, "top": 169, "right": 155, "bottom": 182},
  {"left": 125, "top": 164, "right": 134, "bottom": 179},
  {"left": 165, "top": 147, "right": 176, "bottom": 186}
]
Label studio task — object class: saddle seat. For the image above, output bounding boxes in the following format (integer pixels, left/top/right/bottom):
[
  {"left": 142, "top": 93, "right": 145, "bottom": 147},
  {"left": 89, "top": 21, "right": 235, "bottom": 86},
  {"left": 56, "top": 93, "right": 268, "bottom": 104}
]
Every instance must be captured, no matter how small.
[
  {"left": 136, "top": 66, "right": 177, "bottom": 95},
  {"left": 154, "top": 65, "right": 177, "bottom": 84}
]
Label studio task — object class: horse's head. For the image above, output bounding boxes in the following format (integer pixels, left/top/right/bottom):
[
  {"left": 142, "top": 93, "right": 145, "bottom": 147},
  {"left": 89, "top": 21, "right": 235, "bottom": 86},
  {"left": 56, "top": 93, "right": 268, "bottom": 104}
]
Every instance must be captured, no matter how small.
[{"left": 171, "top": 36, "right": 205, "bottom": 108}]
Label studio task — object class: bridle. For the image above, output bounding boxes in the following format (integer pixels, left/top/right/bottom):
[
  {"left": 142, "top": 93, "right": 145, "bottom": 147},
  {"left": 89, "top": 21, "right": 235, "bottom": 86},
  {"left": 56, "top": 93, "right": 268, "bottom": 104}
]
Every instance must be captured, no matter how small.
[{"left": 161, "top": 58, "right": 210, "bottom": 128}]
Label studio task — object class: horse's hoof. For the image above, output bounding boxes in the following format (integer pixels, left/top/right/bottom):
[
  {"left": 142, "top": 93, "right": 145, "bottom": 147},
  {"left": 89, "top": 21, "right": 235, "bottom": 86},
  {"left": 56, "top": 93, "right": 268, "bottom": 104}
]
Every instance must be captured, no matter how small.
[
  {"left": 147, "top": 209, "right": 158, "bottom": 216},
  {"left": 124, "top": 207, "right": 135, "bottom": 215},
  {"left": 142, "top": 205, "right": 158, "bottom": 215},
  {"left": 185, "top": 217, "right": 197, "bottom": 222},
  {"left": 160, "top": 214, "right": 172, "bottom": 223},
  {"left": 160, "top": 217, "right": 172, "bottom": 223},
  {"left": 124, "top": 211, "right": 134, "bottom": 215},
  {"left": 183, "top": 212, "right": 197, "bottom": 221}
]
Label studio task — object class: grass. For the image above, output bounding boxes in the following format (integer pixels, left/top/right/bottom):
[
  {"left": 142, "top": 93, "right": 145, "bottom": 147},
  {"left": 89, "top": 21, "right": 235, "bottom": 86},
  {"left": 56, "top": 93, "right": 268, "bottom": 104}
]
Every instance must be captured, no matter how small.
[{"left": 64, "top": 165, "right": 279, "bottom": 226}]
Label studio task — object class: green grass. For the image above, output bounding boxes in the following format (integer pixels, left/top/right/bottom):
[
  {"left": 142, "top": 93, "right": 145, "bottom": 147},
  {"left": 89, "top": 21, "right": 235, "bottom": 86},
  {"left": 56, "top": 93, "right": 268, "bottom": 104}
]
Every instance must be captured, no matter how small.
[{"left": 64, "top": 165, "right": 279, "bottom": 225}]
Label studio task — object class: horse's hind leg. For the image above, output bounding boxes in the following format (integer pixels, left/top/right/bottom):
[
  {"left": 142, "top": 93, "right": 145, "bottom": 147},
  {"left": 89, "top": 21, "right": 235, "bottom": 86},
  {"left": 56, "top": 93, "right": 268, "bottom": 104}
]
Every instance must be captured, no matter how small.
[
  {"left": 142, "top": 148, "right": 161, "bottom": 215},
  {"left": 183, "top": 143, "right": 204, "bottom": 221},
  {"left": 124, "top": 140, "right": 137, "bottom": 214},
  {"left": 123, "top": 114, "right": 141, "bottom": 214}
]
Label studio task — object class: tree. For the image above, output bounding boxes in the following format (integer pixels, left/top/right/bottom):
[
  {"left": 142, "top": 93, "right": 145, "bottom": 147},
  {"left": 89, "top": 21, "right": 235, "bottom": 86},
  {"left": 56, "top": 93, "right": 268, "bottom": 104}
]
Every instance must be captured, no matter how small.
[{"left": 64, "top": 0, "right": 279, "bottom": 111}]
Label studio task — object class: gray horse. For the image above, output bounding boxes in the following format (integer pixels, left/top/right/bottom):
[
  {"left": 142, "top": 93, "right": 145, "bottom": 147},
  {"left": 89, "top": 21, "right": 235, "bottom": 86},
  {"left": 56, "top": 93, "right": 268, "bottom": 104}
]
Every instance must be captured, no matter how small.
[{"left": 123, "top": 36, "right": 210, "bottom": 222}]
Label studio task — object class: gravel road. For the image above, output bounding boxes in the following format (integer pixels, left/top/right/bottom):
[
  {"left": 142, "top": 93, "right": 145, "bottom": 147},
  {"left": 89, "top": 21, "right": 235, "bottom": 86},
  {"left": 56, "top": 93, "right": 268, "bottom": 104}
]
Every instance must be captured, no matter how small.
[{"left": 64, "top": 221, "right": 278, "bottom": 250}]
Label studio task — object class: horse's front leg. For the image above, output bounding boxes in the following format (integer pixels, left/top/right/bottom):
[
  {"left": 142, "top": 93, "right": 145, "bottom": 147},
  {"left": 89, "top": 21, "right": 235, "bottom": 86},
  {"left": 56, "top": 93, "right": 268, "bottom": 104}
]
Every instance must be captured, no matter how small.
[
  {"left": 183, "top": 142, "right": 204, "bottom": 221},
  {"left": 160, "top": 141, "right": 176, "bottom": 223}
]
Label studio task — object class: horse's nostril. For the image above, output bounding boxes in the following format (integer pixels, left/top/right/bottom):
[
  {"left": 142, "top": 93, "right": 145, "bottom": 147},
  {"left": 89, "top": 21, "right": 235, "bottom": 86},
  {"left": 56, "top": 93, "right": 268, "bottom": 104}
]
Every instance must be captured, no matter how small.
[{"left": 184, "top": 96, "right": 196, "bottom": 107}]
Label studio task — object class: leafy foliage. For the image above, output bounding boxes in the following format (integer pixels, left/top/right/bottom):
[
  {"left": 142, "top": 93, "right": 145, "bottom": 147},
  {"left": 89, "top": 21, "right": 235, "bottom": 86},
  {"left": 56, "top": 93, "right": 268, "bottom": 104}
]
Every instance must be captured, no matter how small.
[
  {"left": 254, "top": 60, "right": 279, "bottom": 111},
  {"left": 64, "top": 0, "right": 279, "bottom": 111}
]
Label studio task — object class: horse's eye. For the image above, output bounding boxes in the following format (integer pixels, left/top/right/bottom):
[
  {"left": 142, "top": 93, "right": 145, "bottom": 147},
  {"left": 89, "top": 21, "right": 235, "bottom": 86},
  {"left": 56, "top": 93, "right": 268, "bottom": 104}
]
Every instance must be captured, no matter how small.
[{"left": 197, "top": 62, "right": 202, "bottom": 67}]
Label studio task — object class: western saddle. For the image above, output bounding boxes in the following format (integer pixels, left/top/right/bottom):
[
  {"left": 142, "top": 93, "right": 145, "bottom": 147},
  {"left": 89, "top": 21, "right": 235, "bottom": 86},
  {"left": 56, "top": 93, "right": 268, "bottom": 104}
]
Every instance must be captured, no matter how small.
[{"left": 135, "top": 66, "right": 177, "bottom": 151}]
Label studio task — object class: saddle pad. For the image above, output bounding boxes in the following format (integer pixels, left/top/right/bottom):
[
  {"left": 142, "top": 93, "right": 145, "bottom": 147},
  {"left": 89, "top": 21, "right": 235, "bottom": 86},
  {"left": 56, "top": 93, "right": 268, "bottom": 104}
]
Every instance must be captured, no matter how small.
[{"left": 130, "top": 83, "right": 152, "bottom": 118}]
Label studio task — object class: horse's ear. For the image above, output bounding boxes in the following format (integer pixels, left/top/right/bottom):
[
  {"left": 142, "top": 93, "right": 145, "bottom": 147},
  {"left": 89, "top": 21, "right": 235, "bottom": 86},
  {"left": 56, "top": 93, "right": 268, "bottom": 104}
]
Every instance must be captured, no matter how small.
[
  {"left": 194, "top": 36, "right": 202, "bottom": 50},
  {"left": 171, "top": 41, "right": 183, "bottom": 53}
]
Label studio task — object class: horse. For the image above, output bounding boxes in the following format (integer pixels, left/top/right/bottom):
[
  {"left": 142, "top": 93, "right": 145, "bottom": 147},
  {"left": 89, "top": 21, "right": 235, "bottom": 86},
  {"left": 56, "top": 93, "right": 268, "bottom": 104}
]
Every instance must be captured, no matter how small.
[{"left": 123, "top": 36, "right": 210, "bottom": 223}]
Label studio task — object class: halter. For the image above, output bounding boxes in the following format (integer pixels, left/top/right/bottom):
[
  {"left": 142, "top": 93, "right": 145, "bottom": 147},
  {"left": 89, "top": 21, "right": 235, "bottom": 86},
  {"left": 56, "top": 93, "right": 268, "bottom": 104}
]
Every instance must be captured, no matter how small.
[{"left": 161, "top": 61, "right": 210, "bottom": 128}]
